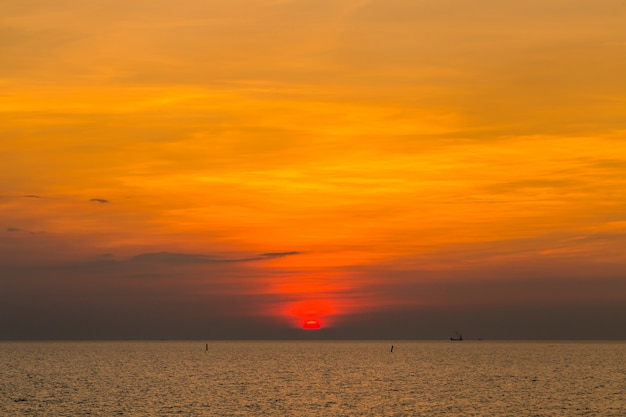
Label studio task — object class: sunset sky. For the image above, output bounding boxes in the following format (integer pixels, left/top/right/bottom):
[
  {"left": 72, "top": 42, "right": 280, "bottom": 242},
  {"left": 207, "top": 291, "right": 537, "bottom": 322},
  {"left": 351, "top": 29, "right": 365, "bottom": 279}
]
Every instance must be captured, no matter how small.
[{"left": 2, "top": 0, "right": 625, "bottom": 339}]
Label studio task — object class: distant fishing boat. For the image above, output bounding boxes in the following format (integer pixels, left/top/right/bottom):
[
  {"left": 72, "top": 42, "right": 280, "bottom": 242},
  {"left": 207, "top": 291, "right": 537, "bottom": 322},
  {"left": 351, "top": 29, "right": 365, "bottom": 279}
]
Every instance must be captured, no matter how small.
[{"left": 450, "top": 331, "right": 463, "bottom": 341}]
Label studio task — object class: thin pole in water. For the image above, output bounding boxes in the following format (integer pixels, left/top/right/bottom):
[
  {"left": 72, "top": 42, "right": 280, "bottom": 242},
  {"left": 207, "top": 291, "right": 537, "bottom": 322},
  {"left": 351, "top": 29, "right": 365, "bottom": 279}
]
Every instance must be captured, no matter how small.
[
  {"left": 205, "top": 343, "right": 208, "bottom": 351},
  {"left": 390, "top": 345, "right": 394, "bottom": 353}
]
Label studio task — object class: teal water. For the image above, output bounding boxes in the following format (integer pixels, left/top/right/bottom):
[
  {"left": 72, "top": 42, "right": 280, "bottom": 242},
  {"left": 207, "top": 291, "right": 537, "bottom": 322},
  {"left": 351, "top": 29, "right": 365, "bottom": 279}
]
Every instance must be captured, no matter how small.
[{"left": 1, "top": 341, "right": 624, "bottom": 416}]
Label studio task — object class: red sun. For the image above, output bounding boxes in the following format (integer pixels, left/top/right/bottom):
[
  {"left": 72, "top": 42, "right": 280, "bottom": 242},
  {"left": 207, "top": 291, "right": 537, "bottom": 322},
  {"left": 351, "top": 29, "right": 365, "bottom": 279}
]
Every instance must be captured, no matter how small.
[{"left": 303, "top": 319, "right": 321, "bottom": 330}]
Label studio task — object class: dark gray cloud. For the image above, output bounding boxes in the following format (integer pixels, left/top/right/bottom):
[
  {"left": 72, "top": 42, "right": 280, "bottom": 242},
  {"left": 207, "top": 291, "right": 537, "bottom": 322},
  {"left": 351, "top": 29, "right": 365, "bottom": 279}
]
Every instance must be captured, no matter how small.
[
  {"left": 130, "top": 252, "right": 226, "bottom": 264},
  {"left": 89, "top": 198, "right": 109, "bottom": 203},
  {"left": 126, "top": 272, "right": 173, "bottom": 280},
  {"left": 358, "top": 269, "right": 626, "bottom": 311},
  {"left": 24, "top": 250, "right": 301, "bottom": 278},
  {"left": 130, "top": 251, "right": 299, "bottom": 265},
  {"left": 1, "top": 270, "right": 623, "bottom": 340},
  {"left": 6, "top": 227, "right": 22, "bottom": 232},
  {"left": 317, "top": 301, "right": 626, "bottom": 341},
  {"left": 1, "top": 242, "right": 623, "bottom": 340},
  {"left": 260, "top": 251, "right": 300, "bottom": 258},
  {"left": 23, "top": 195, "right": 42, "bottom": 198}
]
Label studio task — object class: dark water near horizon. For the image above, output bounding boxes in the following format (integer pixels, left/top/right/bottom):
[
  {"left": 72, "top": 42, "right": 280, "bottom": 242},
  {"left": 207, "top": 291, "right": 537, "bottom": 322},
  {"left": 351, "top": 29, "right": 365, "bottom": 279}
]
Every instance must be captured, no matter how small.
[{"left": 1, "top": 341, "right": 624, "bottom": 416}]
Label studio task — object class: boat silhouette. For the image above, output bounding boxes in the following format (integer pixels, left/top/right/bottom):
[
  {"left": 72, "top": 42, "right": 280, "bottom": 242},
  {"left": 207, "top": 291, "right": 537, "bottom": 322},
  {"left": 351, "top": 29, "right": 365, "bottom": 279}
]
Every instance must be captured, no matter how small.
[{"left": 450, "top": 331, "right": 463, "bottom": 341}]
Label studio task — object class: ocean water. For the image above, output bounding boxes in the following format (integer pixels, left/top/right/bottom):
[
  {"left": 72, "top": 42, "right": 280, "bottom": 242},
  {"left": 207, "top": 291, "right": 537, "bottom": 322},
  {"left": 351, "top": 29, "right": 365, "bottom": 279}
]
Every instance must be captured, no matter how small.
[{"left": 1, "top": 341, "right": 624, "bottom": 416}]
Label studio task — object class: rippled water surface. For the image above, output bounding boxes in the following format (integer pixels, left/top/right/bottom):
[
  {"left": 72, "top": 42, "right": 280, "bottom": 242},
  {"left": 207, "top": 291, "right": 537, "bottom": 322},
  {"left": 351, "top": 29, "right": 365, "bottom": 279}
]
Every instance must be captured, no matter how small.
[{"left": 1, "top": 341, "right": 624, "bottom": 416}]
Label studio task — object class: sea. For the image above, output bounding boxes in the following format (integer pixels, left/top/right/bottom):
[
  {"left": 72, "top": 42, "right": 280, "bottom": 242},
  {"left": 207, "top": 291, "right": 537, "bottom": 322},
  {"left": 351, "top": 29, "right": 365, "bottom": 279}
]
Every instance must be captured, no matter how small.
[{"left": 1, "top": 341, "right": 624, "bottom": 416}]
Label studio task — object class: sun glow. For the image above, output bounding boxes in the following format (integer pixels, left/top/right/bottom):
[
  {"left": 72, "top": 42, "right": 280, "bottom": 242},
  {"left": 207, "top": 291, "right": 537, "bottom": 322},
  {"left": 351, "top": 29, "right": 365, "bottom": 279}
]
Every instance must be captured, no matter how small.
[{"left": 283, "top": 299, "right": 336, "bottom": 329}]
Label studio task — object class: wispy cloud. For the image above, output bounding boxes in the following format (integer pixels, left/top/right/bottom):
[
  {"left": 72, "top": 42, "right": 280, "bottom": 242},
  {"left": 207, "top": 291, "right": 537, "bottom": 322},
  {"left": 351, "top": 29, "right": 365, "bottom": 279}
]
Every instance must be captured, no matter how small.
[
  {"left": 6, "top": 227, "right": 22, "bottom": 232},
  {"left": 23, "top": 195, "right": 42, "bottom": 198},
  {"left": 89, "top": 198, "right": 109, "bottom": 203},
  {"left": 130, "top": 251, "right": 300, "bottom": 265},
  {"left": 260, "top": 252, "right": 300, "bottom": 258}
]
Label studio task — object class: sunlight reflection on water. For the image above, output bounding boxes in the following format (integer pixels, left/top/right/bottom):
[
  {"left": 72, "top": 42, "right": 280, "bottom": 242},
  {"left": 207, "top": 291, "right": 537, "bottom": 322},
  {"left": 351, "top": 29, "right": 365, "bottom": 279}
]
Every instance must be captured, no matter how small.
[{"left": 1, "top": 341, "right": 624, "bottom": 416}]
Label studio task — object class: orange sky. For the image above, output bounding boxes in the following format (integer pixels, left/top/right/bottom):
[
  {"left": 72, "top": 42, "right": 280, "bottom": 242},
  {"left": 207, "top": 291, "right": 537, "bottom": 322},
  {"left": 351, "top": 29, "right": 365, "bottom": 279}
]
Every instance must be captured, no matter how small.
[{"left": 1, "top": 0, "right": 626, "bottom": 339}]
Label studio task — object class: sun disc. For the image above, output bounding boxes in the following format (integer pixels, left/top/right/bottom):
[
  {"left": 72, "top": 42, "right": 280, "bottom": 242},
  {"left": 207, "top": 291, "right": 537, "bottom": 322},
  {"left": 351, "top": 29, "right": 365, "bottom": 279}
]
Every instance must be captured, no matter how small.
[{"left": 303, "top": 319, "right": 321, "bottom": 330}]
